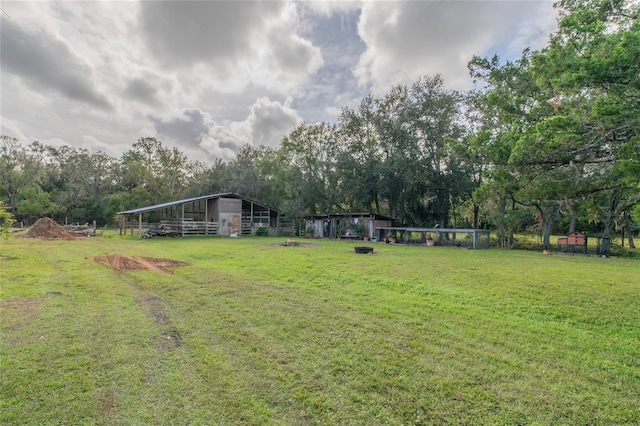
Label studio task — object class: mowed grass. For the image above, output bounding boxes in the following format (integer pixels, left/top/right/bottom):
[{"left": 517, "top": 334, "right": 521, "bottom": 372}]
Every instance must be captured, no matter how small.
[{"left": 1, "top": 235, "right": 638, "bottom": 425}]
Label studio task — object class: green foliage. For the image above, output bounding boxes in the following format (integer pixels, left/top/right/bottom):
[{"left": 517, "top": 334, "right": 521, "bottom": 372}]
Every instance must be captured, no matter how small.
[
  {"left": 468, "top": 0, "right": 640, "bottom": 247},
  {"left": 632, "top": 202, "right": 640, "bottom": 224},
  {"left": 255, "top": 226, "right": 269, "bottom": 236},
  {"left": 16, "top": 186, "right": 65, "bottom": 221},
  {"left": 0, "top": 200, "right": 15, "bottom": 238}
]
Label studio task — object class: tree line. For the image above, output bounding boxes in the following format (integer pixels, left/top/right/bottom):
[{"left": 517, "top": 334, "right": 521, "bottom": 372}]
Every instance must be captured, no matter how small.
[{"left": 1, "top": 0, "right": 638, "bottom": 249}]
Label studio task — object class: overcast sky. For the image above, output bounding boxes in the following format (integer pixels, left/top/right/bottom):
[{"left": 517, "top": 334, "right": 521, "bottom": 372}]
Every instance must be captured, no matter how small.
[{"left": 1, "top": 1, "right": 558, "bottom": 161}]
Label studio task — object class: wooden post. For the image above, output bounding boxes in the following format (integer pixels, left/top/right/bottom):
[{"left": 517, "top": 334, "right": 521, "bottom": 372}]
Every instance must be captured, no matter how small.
[{"left": 138, "top": 213, "right": 142, "bottom": 237}]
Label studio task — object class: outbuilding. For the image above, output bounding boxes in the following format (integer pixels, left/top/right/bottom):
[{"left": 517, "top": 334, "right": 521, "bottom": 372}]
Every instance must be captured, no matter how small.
[
  {"left": 117, "top": 192, "right": 288, "bottom": 237},
  {"left": 305, "top": 213, "right": 394, "bottom": 240}
]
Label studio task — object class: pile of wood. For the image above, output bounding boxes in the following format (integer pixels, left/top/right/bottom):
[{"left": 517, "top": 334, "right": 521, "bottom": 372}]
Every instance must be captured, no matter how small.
[
  {"left": 63, "top": 223, "right": 96, "bottom": 237},
  {"left": 142, "top": 226, "right": 180, "bottom": 238}
]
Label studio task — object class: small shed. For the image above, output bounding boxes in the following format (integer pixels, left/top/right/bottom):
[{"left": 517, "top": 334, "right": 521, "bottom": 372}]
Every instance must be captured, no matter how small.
[
  {"left": 117, "top": 192, "right": 287, "bottom": 237},
  {"left": 305, "top": 213, "right": 394, "bottom": 240},
  {"left": 557, "top": 231, "right": 587, "bottom": 253}
]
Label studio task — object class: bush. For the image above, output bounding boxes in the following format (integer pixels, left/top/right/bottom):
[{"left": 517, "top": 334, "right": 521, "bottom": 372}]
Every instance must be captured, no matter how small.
[
  {"left": 0, "top": 201, "right": 16, "bottom": 239},
  {"left": 255, "top": 226, "right": 269, "bottom": 237}
]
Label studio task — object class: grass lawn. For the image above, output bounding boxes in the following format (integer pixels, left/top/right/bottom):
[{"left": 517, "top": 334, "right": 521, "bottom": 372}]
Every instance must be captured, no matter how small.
[{"left": 1, "top": 234, "right": 639, "bottom": 425}]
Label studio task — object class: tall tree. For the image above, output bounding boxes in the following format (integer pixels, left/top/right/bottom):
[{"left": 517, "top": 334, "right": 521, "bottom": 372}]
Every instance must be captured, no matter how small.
[
  {"left": 404, "top": 76, "right": 467, "bottom": 226},
  {"left": 337, "top": 97, "right": 385, "bottom": 213},
  {"left": 469, "top": 0, "right": 640, "bottom": 249},
  {"left": 279, "top": 123, "right": 339, "bottom": 216},
  {"left": 0, "top": 137, "right": 49, "bottom": 218}
]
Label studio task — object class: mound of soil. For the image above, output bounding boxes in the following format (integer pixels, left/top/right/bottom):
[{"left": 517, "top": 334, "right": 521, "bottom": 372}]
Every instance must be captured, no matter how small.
[
  {"left": 89, "top": 254, "right": 188, "bottom": 274},
  {"left": 22, "top": 217, "right": 83, "bottom": 240}
]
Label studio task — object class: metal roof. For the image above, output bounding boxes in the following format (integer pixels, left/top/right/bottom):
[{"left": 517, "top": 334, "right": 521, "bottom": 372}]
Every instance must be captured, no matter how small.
[
  {"left": 305, "top": 212, "right": 395, "bottom": 221},
  {"left": 117, "top": 192, "right": 281, "bottom": 215}
]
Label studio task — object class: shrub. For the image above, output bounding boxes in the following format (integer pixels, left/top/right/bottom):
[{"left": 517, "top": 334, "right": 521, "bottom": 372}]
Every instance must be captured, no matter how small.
[
  {"left": 255, "top": 226, "right": 269, "bottom": 237},
  {"left": 0, "top": 201, "right": 16, "bottom": 239}
]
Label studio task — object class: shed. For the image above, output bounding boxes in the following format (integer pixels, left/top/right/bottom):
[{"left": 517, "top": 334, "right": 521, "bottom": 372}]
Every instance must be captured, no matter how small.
[
  {"left": 305, "top": 213, "right": 394, "bottom": 240},
  {"left": 117, "top": 192, "right": 288, "bottom": 237}
]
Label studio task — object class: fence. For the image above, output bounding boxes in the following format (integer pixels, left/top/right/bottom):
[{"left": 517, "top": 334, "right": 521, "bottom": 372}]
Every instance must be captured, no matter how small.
[{"left": 160, "top": 220, "right": 219, "bottom": 236}]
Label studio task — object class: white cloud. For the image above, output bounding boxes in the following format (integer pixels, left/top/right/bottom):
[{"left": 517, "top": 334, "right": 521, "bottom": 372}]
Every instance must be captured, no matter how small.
[
  {"left": 0, "top": 16, "right": 111, "bottom": 109},
  {"left": 355, "top": 1, "right": 558, "bottom": 93},
  {"left": 152, "top": 98, "right": 302, "bottom": 160},
  {"left": 299, "top": 1, "right": 362, "bottom": 17},
  {"left": 139, "top": 1, "right": 323, "bottom": 96},
  {"left": 1, "top": 0, "right": 561, "bottom": 164},
  {"left": 247, "top": 97, "right": 303, "bottom": 148}
]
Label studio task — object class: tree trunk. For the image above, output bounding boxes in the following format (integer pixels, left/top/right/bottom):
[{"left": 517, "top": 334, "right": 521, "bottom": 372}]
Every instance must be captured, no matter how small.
[
  {"left": 623, "top": 210, "right": 636, "bottom": 249},
  {"left": 509, "top": 198, "right": 516, "bottom": 248},
  {"left": 540, "top": 202, "right": 561, "bottom": 250},
  {"left": 569, "top": 206, "right": 577, "bottom": 234},
  {"left": 601, "top": 189, "right": 620, "bottom": 256},
  {"left": 497, "top": 195, "right": 506, "bottom": 248},
  {"left": 473, "top": 203, "right": 480, "bottom": 229}
]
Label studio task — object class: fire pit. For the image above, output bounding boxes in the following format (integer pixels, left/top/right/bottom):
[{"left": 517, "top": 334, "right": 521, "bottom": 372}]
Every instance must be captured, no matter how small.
[{"left": 354, "top": 246, "right": 374, "bottom": 254}]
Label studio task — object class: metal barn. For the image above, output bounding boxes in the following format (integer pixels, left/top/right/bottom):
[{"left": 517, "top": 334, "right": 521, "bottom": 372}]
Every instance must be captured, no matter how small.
[{"left": 117, "top": 192, "right": 287, "bottom": 237}]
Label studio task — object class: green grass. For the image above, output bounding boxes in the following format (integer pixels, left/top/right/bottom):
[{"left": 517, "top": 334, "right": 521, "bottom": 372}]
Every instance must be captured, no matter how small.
[{"left": 1, "top": 235, "right": 639, "bottom": 425}]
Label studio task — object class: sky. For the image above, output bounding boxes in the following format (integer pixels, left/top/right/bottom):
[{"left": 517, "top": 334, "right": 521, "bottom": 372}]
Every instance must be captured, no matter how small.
[{"left": 0, "top": 1, "right": 559, "bottom": 162}]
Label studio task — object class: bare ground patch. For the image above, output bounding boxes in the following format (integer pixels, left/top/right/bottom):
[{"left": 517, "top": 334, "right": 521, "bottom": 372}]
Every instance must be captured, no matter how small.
[
  {"left": 88, "top": 254, "right": 189, "bottom": 274},
  {"left": 87, "top": 255, "right": 187, "bottom": 350},
  {"left": 135, "top": 293, "right": 183, "bottom": 352}
]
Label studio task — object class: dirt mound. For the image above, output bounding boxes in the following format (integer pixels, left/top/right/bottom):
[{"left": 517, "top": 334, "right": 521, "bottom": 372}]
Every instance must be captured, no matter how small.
[
  {"left": 22, "top": 217, "right": 83, "bottom": 240},
  {"left": 89, "top": 254, "right": 188, "bottom": 274}
]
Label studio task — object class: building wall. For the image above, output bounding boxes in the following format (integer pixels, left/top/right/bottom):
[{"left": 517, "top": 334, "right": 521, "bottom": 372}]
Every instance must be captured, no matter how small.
[
  {"left": 209, "top": 198, "right": 243, "bottom": 235},
  {"left": 218, "top": 198, "right": 242, "bottom": 214}
]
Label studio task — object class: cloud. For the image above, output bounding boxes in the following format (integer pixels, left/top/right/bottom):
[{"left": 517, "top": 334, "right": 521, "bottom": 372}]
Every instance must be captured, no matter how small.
[
  {"left": 151, "top": 98, "right": 302, "bottom": 160},
  {"left": 140, "top": 1, "right": 270, "bottom": 69},
  {"left": 0, "top": 18, "right": 112, "bottom": 110},
  {"left": 247, "top": 97, "right": 303, "bottom": 148},
  {"left": 299, "top": 1, "right": 362, "bottom": 17},
  {"left": 153, "top": 109, "right": 212, "bottom": 148},
  {"left": 124, "top": 78, "right": 159, "bottom": 105},
  {"left": 292, "top": 7, "right": 365, "bottom": 123},
  {"left": 355, "top": 1, "right": 558, "bottom": 93},
  {"left": 0, "top": 0, "right": 562, "bottom": 166},
  {"left": 139, "top": 1, "right": 323, "bottom": 95}
]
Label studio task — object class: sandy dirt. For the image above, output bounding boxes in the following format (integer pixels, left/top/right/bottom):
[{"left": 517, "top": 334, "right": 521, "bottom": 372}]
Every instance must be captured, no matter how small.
[
  {"left": 88, "top": 254, "right": 188, "bottom": 274},
  {"left": 21, "top": 217, "right": 83, "bottom": 240}
]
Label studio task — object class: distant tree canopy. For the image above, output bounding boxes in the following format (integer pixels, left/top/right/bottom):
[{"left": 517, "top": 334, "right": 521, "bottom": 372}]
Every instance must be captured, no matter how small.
[{"left": 1, "top": 0, "right": 638, "bottom": 248}]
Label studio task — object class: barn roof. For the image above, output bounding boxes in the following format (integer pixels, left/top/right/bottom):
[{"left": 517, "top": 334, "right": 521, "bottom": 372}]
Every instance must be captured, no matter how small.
[{"left": 117, "top": 192, "right": 280, "bottom": 215}]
